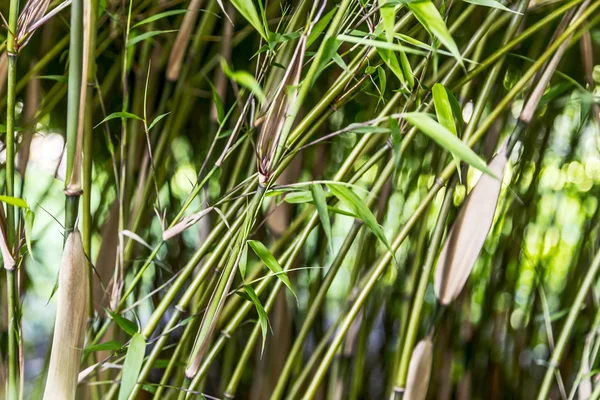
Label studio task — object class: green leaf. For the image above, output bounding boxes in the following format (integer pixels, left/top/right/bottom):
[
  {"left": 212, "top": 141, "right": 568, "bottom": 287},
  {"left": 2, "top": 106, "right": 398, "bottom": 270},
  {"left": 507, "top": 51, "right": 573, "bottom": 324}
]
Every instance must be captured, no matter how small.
[
  {"left": 118, "top": 333, "right": 146, "bottom": 400},
  {"left": 107, "top": 310, "right": 139, "bottom": 336},
  {"left": 284, "top": 191, "right": 314, "bottom": 204},
  {"left": 310, "top": 184, "right": 333, "bottom": 253},
  {"left": 95, "top": 112, "right": 142, "bottom": 129},
  {"left": 350, "top": 126, "right": 391, "bottom": 134},
  {"left": 339, "top": 34, "right": 425, "bottom": 56},
  {"left": 37, "top": 75, "right": 67, "bottom": 82},
  {"left": 327, "top": 206, "right": 359, "bottom": 219},
  {"left": 462, "top": 0, "right": 519, "bottom": 13},
  {"left": 231, "top": 0, "right": 268, "bottom": 41},
  {"left": 127, "top": 30, "right": 177, "bottom": 47},
  {"left": 211, "top": 86, "right": 225, "bottom": 124},
  {"left": 315, "top": 37, "right": 341, "bottom": 82},
  {"left": 398, "top": 49, "right": 414, "bottom": 88},
  {"left": 307, "top": 8, "right": 336, "bottom": 47},
  {"left": 148, "top": 112, "right": 170, "bottom": 131},
  {"left": 326, "top": 183, "right": 397, "bottom": 266},
  {"left": 243, "top": 285, "right": 268, "bottom": 354},
  {"left": 377, "top": 66, "right": 387, "bottom": 100},
  {"left": 402, "top": 112, "right": 495, "bottom": 178},
  {"left": 407, "top": 1, "right": 462, "bottom": 65},
  {"left": 239, "top": 242, "right": 248, "bottom": 279},
  {"left": 389, "top": 117, "right": 402, "bottom": 172},
  {"left": 247, "top": 240, "right": 296, "bottom": 299},
  {"left": 432, "top": 83, "right": 462, "bottom": 180},
  {"left": 221, "top": 61, "right": 266, "bottom": 105},
  {"left": 432, "top": 84, "right": 457, "bottom": 135},
  {"left": 132, "top": 9, "right": 188, "bottom": 29},
  {"left": 84, "top": 340, "right": 123, "bottom": 358},
  {"left": 377, "top": 48, "right": 407, "bottom": 86},
  {"left": 379, "top": 0, "right": 396, "bottom": 42},
  {"left": 0, "top": 195, "right": 28, "bottom": 209},
  {"left": 25, "top": 209, "right": 35, "bottom": 263}
]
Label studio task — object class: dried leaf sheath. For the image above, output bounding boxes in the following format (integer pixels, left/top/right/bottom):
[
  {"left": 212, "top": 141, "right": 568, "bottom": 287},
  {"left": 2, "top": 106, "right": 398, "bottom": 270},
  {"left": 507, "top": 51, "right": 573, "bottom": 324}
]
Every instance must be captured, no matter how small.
[
  {"left": 434, "top": 143, "right": 508, "bottom": 305},
  {"left": 43, "top": 231, "right": 88, "bottom": 400},
  {"left": 403, "top": 338, "right": 434, "bottom": 400},
  {"left": 256, "top": 35, "right": 306, "bottom": 186}
]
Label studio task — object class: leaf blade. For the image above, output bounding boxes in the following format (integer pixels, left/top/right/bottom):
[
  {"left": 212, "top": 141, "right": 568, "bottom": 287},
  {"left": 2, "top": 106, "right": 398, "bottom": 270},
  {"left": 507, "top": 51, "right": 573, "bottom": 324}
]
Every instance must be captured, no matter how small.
[{"left": 118, "top": 333, "right": 146, "bottom": 400}]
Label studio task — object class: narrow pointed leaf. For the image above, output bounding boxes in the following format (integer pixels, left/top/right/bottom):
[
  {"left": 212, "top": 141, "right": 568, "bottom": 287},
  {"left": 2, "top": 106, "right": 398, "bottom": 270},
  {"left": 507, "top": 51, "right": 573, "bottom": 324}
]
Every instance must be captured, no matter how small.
[
  {"left": 326, "top": 183, "right": 397, "bottom": 265},
  {"left": 239, "top": 242, "right": 248, "bottom": 279},
  {"left": 148, "top": 112, "right": 170, "bottom": 131},
  {"left": 132, "top": 9, "right": 189, "bottom": 29},
  {"left": 221, "top": 61, "right": 266, "bottom": 105},
  {"left": 248, "top": 240, "right": 295, "bottom": 298},
  {"left": 243, "top": 285, "right": 268, "bottom": 353},
  {"left": 118, "top": 333, "right": 146, "bottom": 400},
  {"left": 231, "top": 0, "right": 268, "bottom": 41},
  {"left": 432, "top": 83, "right": 461, "bottom": 180},
  {"left": 0, "top": 195, "right": 28, "bottom": 209},
  {"left": 310, "top": 184, "right": 333, "bottom": 253},
  {"left": 403, "top": 112, "right": 495, "bottom": 178},
  {"left": 127, "top": 30, "right": 177, "bottom": 47},
  {"left": 83, "top": 340, "right": 123, "bottom": 358},
  {"left": 107, "top": 310, "right": 138, "bottom": 336},
  {"left": 407, "top": 1, "right": 462, "bottom": 64},
  {"left": 307, "top": 8, "right": 336, "bottom": 47},
  {"left": 379, "top": 0, "right": 396, "bottom": 42},
  {"left": 95, "top": 111, "right": 142, "bottom": 129},
  {"left": 462, "top": 0, "right": 519, "bottom": 13}
]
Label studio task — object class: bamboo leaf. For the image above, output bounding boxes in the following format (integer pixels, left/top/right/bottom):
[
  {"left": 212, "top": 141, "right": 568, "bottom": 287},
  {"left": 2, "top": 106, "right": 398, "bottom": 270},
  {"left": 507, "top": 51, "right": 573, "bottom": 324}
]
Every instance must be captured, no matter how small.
[
  {"left": 107, "top": 310, "right": 139, "bottom": 336},
  {"left": 326, "top": 183, "right": 396, "bottom": 265},
  {"left": 0, "top": 195, "right": 28, "bottom": 209},
  {"left": 407, "top": 1, "right": 462, "bottom": 64},
  {"left": 127, "top": 29, "right": 177, "bottom": 47},
  {"left": 378, "top": 48, "right": 406, "bottom": 85},
  {"left": 377, "top": 66, "right": 387, "bottom": 100},
  {"left": 462, "top": 0, "right": 519, "bottom": 13},
  {"left": 239, "top": 242, "right": 248, "bottom": 279},
  {"left": 83, "top": 340, "right": 123, "bottom": 358},
  {"left": 307, "top": 8, "right": 336, "bottom": 47},
  {"left": 95, "top": 111, "right": 142, "bottom": 129},
  {"left": 221, "top": 60, "right": 266, "bottom": 105},
  {"left": 118, "top": 333, "right": 146, "bottom": 400},
  {"left": 389, "top": 117, "right": 402, "bottom": 172},
  {"left": 242, "top": 285, "right": 268, "bottom": 354},
  {"left": 432, "top": 83, "right": 461, "bottom": 180},
  {"left": 132, "top": 9, "right": 189, "bottom": 29},
  {"left": 284, "top": 191, "right": 315, "bottom": 204},
  {"left": 247, "top": 240, "right": 296, "bottom": 298},
  {"left": 310, "top": 184, "right": 333, "bottom": 253},
  {"left": 148, "top": 112, "right": 170, "bottom": 131},
  {"left": 231, "top": 0, "right": 268, "bottom": 41},
  {"left": 349, "top": 126, "right": 391, "bottom": 134},
  {"left": 402, "top": 112, "right": 495, "bottom": 178},
  {"left": 211, "top": 86, "right": 225, "bottom": 124},
  {"left": 379, "top": 0, "right": 396, "bottom": 42}
]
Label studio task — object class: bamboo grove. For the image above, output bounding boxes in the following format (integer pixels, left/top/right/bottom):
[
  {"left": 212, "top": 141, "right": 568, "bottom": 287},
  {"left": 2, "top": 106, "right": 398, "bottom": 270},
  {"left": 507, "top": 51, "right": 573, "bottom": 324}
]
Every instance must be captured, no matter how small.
[{"left": 0, "top": 0, "right": 599, "bottom": 398}]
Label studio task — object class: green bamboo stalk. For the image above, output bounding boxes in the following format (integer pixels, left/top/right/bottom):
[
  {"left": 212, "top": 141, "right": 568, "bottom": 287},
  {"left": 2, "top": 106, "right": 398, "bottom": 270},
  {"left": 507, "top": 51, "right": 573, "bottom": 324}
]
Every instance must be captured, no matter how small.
[
  {"left": 392, "top": 182, "right": 455, "bottom": 398},
  {"left": 64, "top": 0, "right": 84, "bottom": 234},
  {"left": 539, "top": 246, "right": 600, "bottom": 400},
  {"left": 4, "top": 0, "right": 20, "bottom": 396}
]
